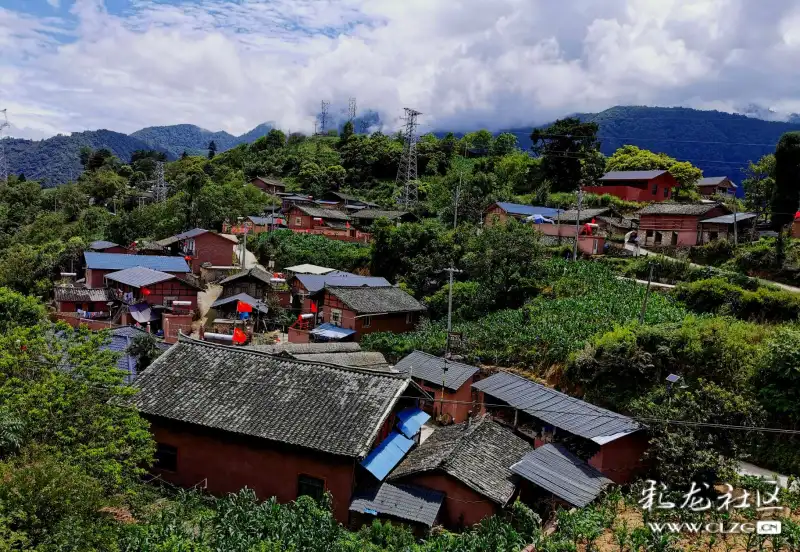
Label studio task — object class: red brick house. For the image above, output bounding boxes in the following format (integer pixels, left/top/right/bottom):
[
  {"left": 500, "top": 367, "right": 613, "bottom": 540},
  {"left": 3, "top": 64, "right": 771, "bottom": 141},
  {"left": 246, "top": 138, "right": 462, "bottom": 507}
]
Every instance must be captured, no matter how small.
[
  {"left": 104, "top": 266, "right": 201, "bottom": 312},
  {"left": 250, "top": 176, "right": 287, "bottom": 195},
  {"left": 696, "top": 176, "right": 737, "bottom": 197},
  {"left": 317, "top": 285, "right": 425, "bottom": 341},
  {"left": 88, "top": 240, "right": 130, "bottom": 254},
  {"left": 638, "top": 203, "right": 730, "bottom": 247},
  {"left": 83, "top": 252, "right": 191, "bottom": 288},
  {"left": 54, "top": 286, "right": 112, "bottom": 314},
  {"left": 586, "top": 170, "right": 678, "bottom": 202},
  {"left": 127, "top": 337, "right": 423, "bottom": 524},
  {"left": 290, "top": 272, "right": 391, "bottom": 314},
  {"left": 157, "top": 228, "right": 238, "bottom": 273},
  {"left": 483, "top": 203, "right": 562, "bottom": 227},
  {"left": 284, "top": 205, "right": 369, "bottom": 242},
  {"left": 388, "top": 417, "right": 532, "bottom": 529},
  {"left": 394, "top": 351, "right": 479, "bottom": 424},
  {"left": 473, "top": 371, "right": 647, "bottom": 485}
]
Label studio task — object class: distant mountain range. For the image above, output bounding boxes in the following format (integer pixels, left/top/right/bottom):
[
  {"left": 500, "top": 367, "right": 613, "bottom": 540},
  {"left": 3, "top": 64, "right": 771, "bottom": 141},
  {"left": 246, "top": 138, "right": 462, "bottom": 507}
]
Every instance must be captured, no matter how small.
[
  {"left": 6, "top": 106, "right": 800, "bottom": 188},
  {"left": 504, "top": 106, "right": 800, "bottom": 188}
]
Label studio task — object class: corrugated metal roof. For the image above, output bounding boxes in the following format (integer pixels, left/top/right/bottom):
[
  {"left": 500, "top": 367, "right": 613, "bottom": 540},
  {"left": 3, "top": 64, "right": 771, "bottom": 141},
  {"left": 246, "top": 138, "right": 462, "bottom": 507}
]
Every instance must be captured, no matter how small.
[
  {"left": 472, "top": 372, "right": 641, "bottom": 444},
  {"left": 84, "top": 252, "right": 191, "bottom": 273},
  {"left": 295, "top": 273, "right": 391, "bottom": 294},
  {"left": 211, "top": 293, "right": 269, "bottom": 315},
  {"left": 350, "top": 483, "right": 443, "bottom": 527},
  {"left": 361, "top": 431, "right": 415, "bottom": 481},
  {"left": 700, "top": 213, "right": 757, "bottom": 225},
  {"left": 284, "top": 264, "right": 336, "bottom": 275},
  {"left": 599, "top": 170, "right": 668, "bottom": 181},
  {"left": 510, "top": 444, "right": 612, "bottom": 507},
  {"left": 104, "top": 266, "right": 175, "bottom": 288},
  {"left": 396, "top": 407, "right": 431, "bottom": 439},
  {"left": 309, "top": 323, "right": 356, "bottom": 339},
  {"left": 394, "top": 351, "right": 478, "bottom": 391},
  {"left": 494, "top": 202, "right": 562, "bottom": 218}
]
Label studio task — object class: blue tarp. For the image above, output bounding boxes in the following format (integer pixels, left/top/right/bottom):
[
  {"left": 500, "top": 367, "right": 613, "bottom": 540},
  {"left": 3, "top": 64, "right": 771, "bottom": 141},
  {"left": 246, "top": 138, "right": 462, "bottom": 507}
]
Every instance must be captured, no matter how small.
[
  {"left": 310, "top": 323, "right": 356, "bottom": 340},
  {"left": 396, "top": 407, "right": 431, "bottom": 439},
  {"left": 361, "top": 432, "right": 414, "bottom": 481},
  {"left": 526, "top": 214, "right": 555, "bottom": 224}
]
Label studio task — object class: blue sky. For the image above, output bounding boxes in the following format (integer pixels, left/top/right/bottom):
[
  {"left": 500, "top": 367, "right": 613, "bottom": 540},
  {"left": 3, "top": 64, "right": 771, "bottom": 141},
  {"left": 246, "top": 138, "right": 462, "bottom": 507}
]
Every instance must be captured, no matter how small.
[{"left": 2, "top": 0, "right": 800, "bottom": 139}]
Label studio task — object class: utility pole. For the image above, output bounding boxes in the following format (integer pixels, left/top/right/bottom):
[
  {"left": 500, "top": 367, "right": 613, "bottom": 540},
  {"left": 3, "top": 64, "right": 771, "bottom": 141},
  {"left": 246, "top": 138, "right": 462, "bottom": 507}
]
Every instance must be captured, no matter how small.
[
  {"left": 572, "top": 189, "right": 583, "bottom": 261},
  {"left": 396, "top": 108, "right": 422, "bottom": 209},
  {"left": 441, "top": 185, "right": 462, "bottom": 421},
  {"left": 638, "top": 261, "right": 655, "bottom": 324},
  {"left": 0, "top": 109, "right": 10, "bottom": 185},
  {"left": 733, "top": 199, "right": 738, "bottom": 247}
]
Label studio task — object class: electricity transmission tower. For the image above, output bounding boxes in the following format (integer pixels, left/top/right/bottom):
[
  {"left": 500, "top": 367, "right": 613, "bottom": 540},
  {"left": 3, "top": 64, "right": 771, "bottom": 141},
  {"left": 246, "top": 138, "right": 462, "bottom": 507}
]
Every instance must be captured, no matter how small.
[
  {"left": 152, "top": 161, "right": 167, "bottom": 202},
  {"left": 348, "top": 97, "right": 357, "bottom": 122},
  {"left": 0, "top": 109, "right": 9, "bottom": 184},
  {"left": 318, "top": 100, "right": 330, "bottom": 134},
  {"left": 395, "top": 108, "right": 422, "bottom": 209}
]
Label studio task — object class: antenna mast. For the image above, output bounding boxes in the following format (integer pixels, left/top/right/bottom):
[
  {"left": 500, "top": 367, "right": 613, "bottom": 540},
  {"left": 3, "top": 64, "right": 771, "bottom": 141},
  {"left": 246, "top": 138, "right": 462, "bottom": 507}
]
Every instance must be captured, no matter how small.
[
  {"left": 0, "top": 109, "right": 9, "bottom": 184},
  {"left": 396, "top": 108, "right": 421, "bottom": 209},
  {"left": 318, "top": 100, "right": 330, "bottom": 134}
]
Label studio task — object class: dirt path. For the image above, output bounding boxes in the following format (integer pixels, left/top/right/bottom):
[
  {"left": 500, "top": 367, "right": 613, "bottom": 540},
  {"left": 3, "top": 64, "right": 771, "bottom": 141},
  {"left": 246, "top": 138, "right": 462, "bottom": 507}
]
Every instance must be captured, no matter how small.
[{"left": 193, "top": 283, "right": 222, "bottom": 336}]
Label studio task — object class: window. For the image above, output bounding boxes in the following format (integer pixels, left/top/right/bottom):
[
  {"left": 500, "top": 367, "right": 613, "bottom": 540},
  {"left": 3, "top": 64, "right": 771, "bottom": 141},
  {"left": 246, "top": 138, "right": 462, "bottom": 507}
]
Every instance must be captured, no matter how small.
[
  {"left": 155, "top": 443, "right": 178, "bottom": 472},
  {"left": 294, "top": 217, "right": 302, "bottom": 226},
  {"left": 664, "top": 187, "right": 669, "bottom": 198},
  {"left": 651, "top": 183, "right": 658, "bottom": 195},
  {"left": 362, "top": 315, "right": 371, "bottom": 328},
  {"left": 330, "top": 309, "right": 342, "bottom": 326},
  {"left": 406, "top": 312, "right": 413, "bottom": 325},
  {"left": 297, "top": 474, "right": 325, "bottom": 502}
]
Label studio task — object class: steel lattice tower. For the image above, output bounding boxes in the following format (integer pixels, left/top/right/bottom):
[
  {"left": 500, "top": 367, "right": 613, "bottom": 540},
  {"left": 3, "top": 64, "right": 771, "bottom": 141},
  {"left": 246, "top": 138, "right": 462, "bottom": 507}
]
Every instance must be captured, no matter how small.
[
  {"left": 348, "top": 97, "right": 357, "bottom": 121},
  {"left": 396, "top": 108, "right": 422, "bottom": 208},
  {"left": 152, "top": 161, "right": 167, "bottom": 202},
  {"left": 0, "top": 110, "right": 9, "bottom": 185},
  {"left": 319, "top": 100, "right": 330, "bottom": 134}
]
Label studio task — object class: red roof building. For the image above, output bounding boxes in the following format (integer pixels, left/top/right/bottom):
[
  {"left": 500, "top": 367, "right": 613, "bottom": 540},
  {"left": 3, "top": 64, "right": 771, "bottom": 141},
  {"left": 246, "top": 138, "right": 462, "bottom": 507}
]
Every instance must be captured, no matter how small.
[{"left": 585, "top": 170, "right": 678, "bottom": 202}]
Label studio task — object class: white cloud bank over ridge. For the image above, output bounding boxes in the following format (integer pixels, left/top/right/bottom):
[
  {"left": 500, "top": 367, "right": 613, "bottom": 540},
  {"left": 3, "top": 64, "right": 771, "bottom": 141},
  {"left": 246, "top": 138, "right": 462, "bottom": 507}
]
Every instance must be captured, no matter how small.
[{"left": 2, "top": 0, "right": 800, "bottom": 139}]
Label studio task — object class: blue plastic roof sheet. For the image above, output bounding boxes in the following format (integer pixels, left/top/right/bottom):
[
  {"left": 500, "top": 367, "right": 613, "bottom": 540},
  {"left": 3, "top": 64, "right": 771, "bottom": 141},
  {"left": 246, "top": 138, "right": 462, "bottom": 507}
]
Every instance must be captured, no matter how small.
[
  {"left": 396, "top": 407, "right": 431, "bottom": 439},
  {"left": 310, "top": 323, "right": 356, "bottom": 340},
  {"left": 361, "top": 431, "right": 414, "bottom": 481}
]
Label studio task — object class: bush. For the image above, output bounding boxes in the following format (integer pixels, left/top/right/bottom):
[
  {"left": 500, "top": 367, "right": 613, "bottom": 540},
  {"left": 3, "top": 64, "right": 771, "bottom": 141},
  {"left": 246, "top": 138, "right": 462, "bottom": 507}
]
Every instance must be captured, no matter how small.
[
  {"left": 423, "top": 281, "right": 492, "bottom": 321},
  {"left": 674, "top": 278, "right": 800, "bottom": 322},
  {"left": 689, "top": 239, "right": 734, "bottom": 266}
]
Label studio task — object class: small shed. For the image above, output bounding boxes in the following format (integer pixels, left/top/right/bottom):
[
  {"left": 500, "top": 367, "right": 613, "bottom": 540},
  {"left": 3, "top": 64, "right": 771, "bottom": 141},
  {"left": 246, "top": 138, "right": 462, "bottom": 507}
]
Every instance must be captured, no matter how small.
[{"left": 698, "top": 212, "right": 757, "bottom": 243}]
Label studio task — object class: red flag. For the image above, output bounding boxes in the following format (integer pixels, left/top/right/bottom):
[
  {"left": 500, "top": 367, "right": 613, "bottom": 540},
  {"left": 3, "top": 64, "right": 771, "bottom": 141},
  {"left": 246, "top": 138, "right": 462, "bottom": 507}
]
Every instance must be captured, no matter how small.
[
  {"left": 310, "top": 302, "right": 318, "bottom": 313},
  {"left": 345, "top": 221, "right": 350, "bottom": 229},
  {"left": 795, "top": 211, "right": 800, "bottom": 220},
  {"left": 232, "top": 327, "right": 247, "bottom": 344},
  {"left": 591, "top": 218, "right": 596, "bottom": 224},
  {"left": 141, "top": 287, "right": 151, "bottom": 296},
  {"left": 184, "top": 255, "right": 192, "bottom": 261},
  {"left": 237, "top": 301, "right": 253, "bottom": 313}
]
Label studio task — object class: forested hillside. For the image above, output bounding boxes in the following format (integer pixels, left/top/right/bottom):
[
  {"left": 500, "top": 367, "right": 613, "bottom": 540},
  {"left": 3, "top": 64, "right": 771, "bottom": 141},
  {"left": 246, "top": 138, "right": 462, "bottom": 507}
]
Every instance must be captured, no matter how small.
[
  {"left": 4, "top": 130, "right": 172, "bottom": 188},
  {"left": 507, "top": 106, "right": 800, "bottom": 185},
  {"left": 131, "top": 123, "right": 273, "bottom": 158}
]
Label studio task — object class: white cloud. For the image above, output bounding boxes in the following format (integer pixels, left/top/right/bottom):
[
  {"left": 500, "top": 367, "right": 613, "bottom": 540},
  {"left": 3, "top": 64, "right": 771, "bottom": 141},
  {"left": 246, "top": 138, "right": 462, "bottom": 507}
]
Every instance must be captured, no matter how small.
[
  {"left": 46, "top": 0, "right": 61, "bottom": 7},
  {"left": 2, "top": 0, "right": 800, "bottom": 139}
]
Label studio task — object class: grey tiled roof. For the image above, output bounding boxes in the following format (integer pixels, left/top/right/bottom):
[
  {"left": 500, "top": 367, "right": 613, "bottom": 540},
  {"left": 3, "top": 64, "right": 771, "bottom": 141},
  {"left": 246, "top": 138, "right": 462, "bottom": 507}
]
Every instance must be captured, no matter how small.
[
  {"left": 295, "top": 205, "right": 352, "bottom": 221},
  {"left": 248, "top": 214, "right": 285, "bottom": 226},
  {"left": 128, "top": 337, "right": 410, "bottom": 457},
  {"left": 390, "top": 418, "right": 532, "bottom": 505},
  {"left": 54, "top": 286, "right": 111, "bottom": 303},
  {"left": 292, "top": 351, "right": 390, "bottom": 372},
  {"left": 596, "top": 216, "right": 636, "bottom": 230},
  {"left": 697, "top": 176, "right": 735, "bottom": 187},
  {"left": 325, "top": 191, "right": 379, "bottom": 207},
  {"left": 350, "top": 483, "right": 444, "bottom": 527},
  {"left": 473, "top": 372, "right": 641, "bottom": 444},
  {"left": 638, "top": 203, "right": 726, "bottom": 216},
  {"left": 394, "top": 351, "right": 478, "bottom": 391},
  {"left": 554, "top": 208, "right": 611, "bottom": 224},
  {"left": 219, "top": 267, "right": 274, "bottom": 286},
  {"left": 89, "top": 240, "right": 119, "bottom": 250},
  {"left": 599, "top": 170, "right": 668, "bottom": 181},
  {"left": 253, "top": 176, "right": 286, "bottom": 188},
  {"left": 326, "top": 286, "right": 425, "bottom": 315},
  {"left": 211, "top": 293, "right": 269, "bottom": 315},
  {"left": 351, "top": 210, "right": 409, "bottom": 221},
  {"left": 510, "top": 444, "right": 612, "bottom": 507},
  {"left": 158, "top": 228, "right": 237, "bottom": 247},
  {"left": 104, "top": 266, "right": 175, "bottom": 288},
  {"left": 246, "top": 342, "right": 362, "bottom": 354}
]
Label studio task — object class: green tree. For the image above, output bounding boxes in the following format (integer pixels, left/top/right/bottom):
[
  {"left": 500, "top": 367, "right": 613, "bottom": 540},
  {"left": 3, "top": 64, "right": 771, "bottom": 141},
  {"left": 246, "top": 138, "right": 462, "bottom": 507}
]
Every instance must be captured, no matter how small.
[
  {"left": 463, "top": 129, "right": 493, "bottom": 156},
  {"left": 757, "top": 327, "right": 800, "bottom": 423},
  {"left": 325, "top": 165, "right": 347, "bottom": 192},
  {"left": 298, "top": 161, "right": 325, "bottom": 196},
  {"left": 208, "top": 140, "right": 218, "bottom": 159},
  {"left": 266, "top": 128, "right": 286, "bottom": 150},
  {"left": 530, "top": 118, "right": 600, "bottom": 192},
  {"left": 181, "top": 150, "right": 189, "bottom": 159},
  {"left": 127, "top": 333, "right": 163, "bottom": 373},
  {"left": 742, "top": 154, "right": 775, "bottom": 217},
  {"left": 490, "top": 133, "right": 518, "bottom": 156},
  {"left": 771, "top": 132, "right": 800, "bottom": 229},
  {"left": 338, "top": 121, "right": 354, "bottom": 147},
  {"left": 86, "top": 148, "right": 115, "bottom": 172}
]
